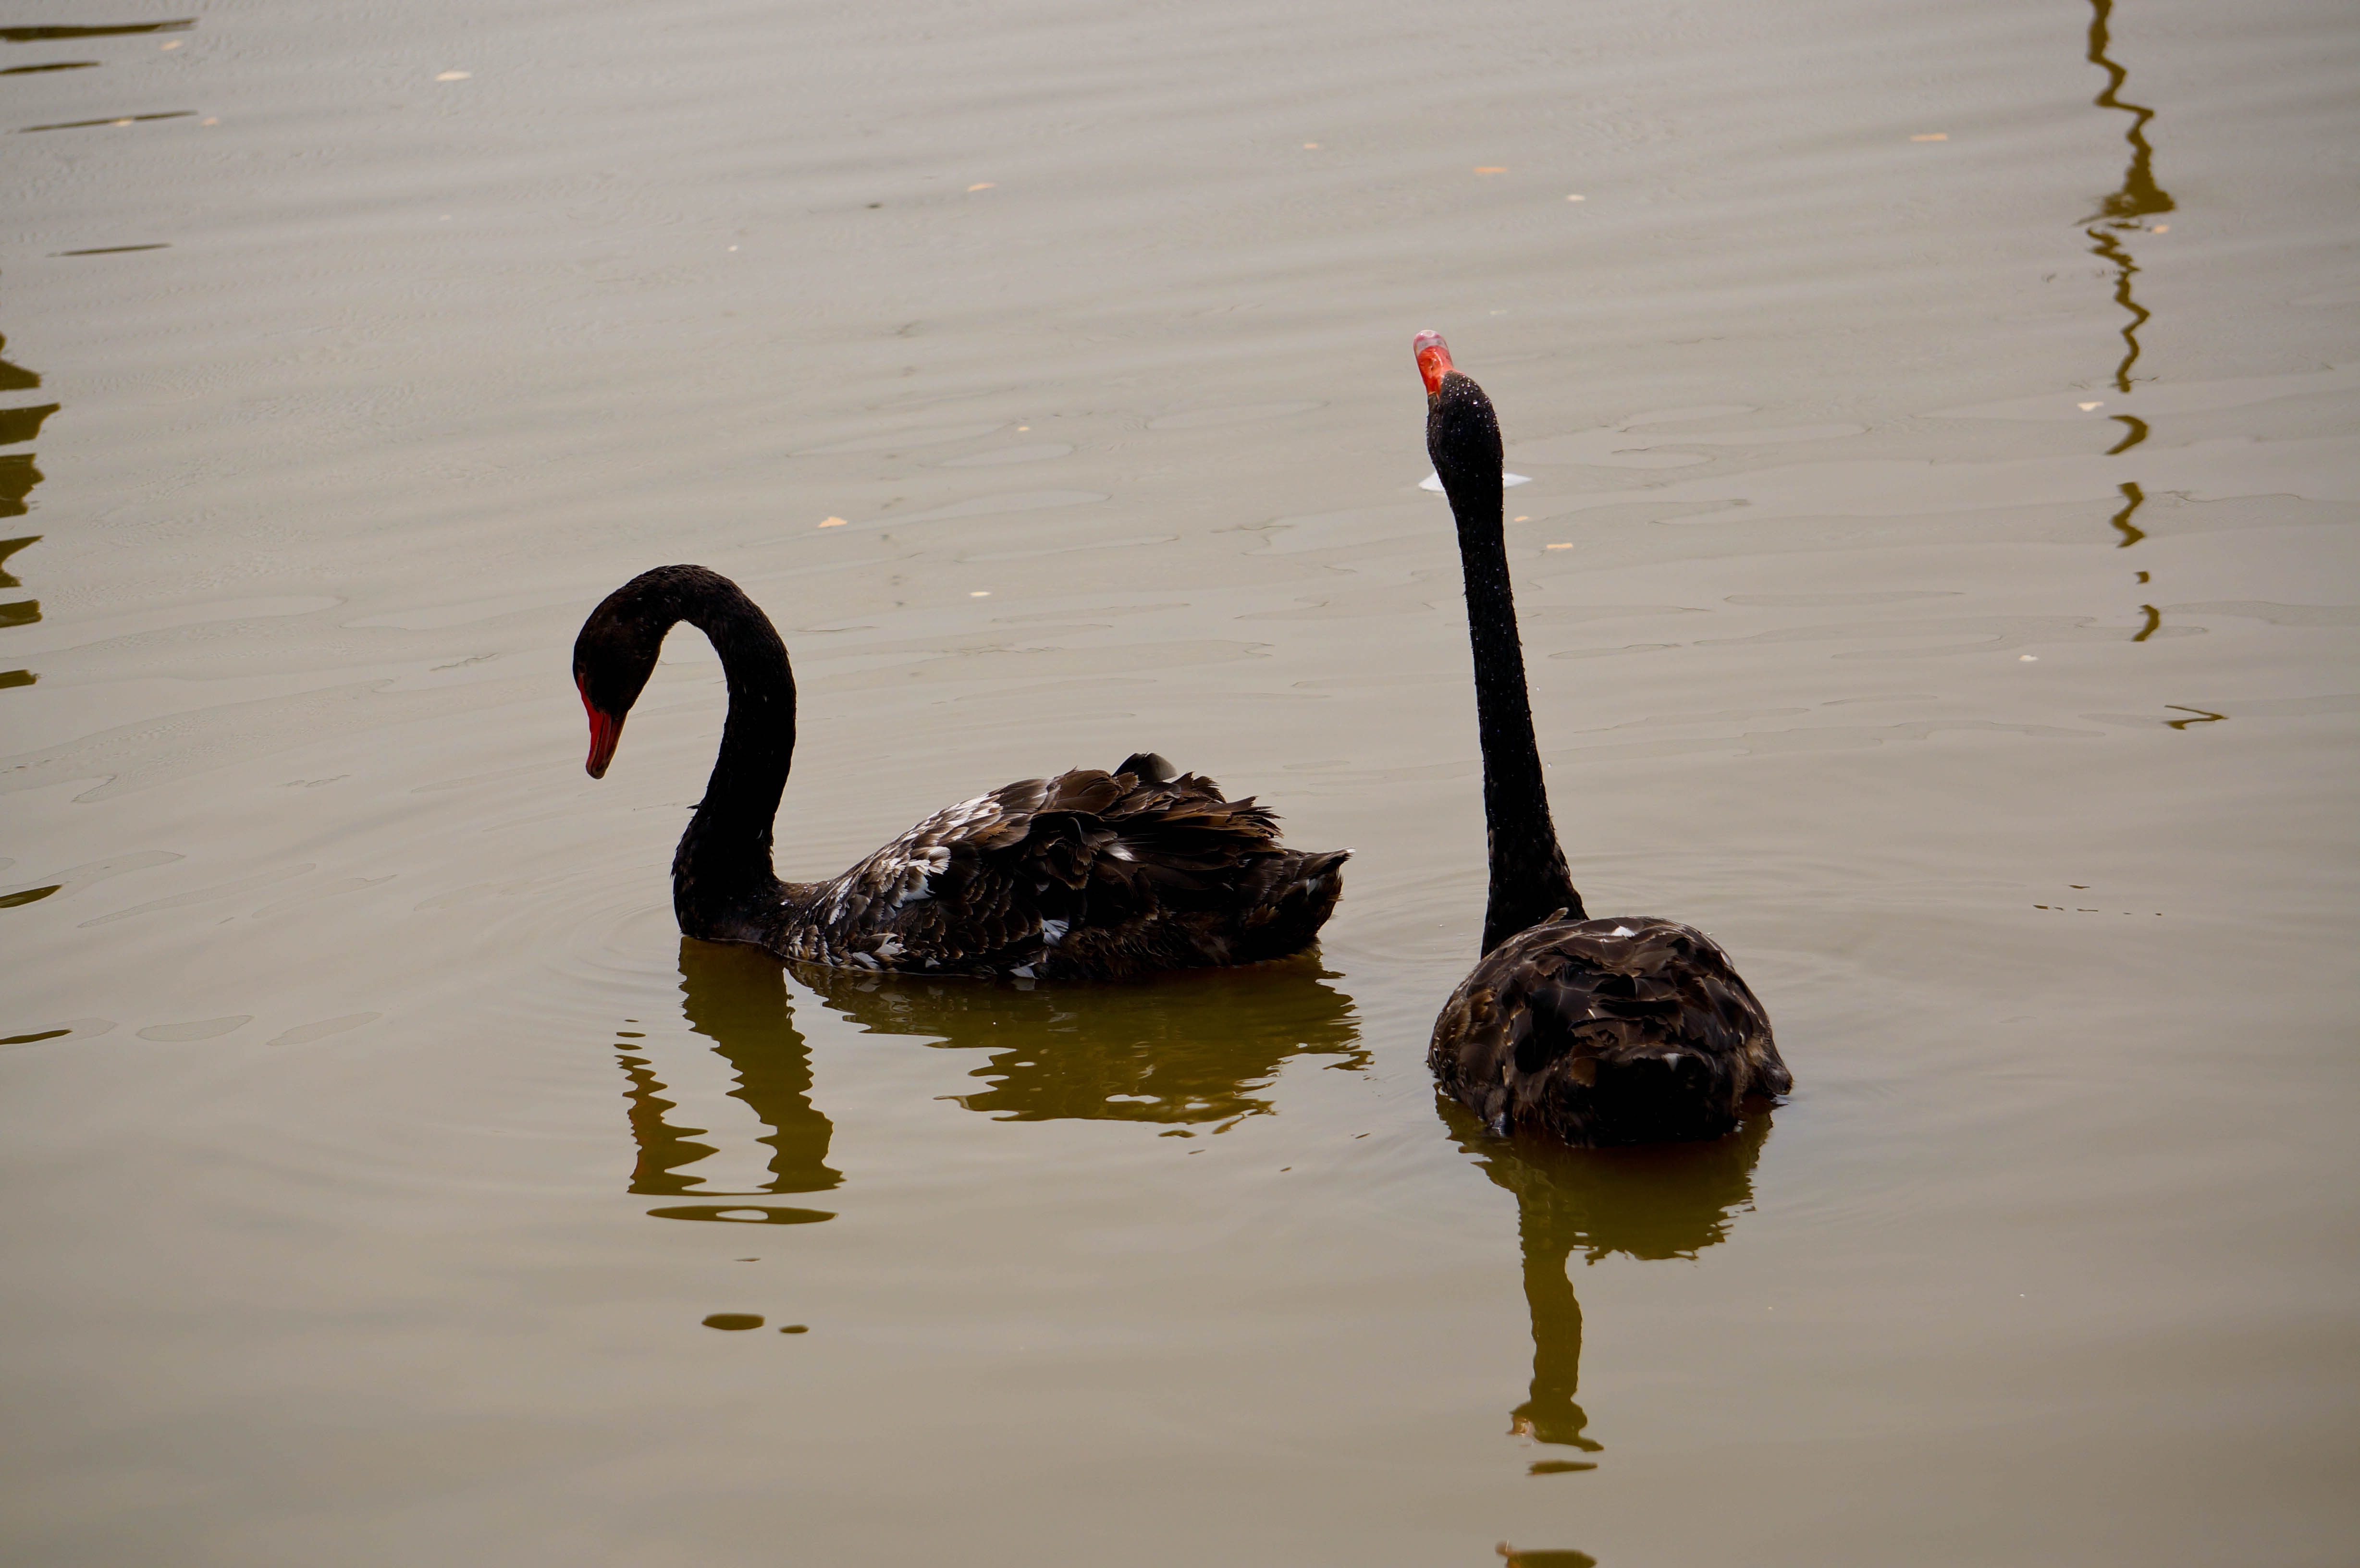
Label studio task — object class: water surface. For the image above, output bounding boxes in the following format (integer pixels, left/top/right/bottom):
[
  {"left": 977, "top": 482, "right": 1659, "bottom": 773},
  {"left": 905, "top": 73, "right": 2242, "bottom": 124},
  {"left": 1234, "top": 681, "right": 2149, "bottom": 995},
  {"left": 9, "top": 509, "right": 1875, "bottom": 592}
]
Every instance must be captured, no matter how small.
[{"left": 3, "top": 0, "right": 2356, "bottom": 1562}]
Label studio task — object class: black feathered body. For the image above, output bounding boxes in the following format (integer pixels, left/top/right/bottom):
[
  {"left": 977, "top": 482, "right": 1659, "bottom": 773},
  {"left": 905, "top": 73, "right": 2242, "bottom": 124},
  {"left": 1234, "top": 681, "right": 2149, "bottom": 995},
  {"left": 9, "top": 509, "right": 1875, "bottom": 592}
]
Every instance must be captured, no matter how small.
[
  {"left": 696, "top": 758, "right": 1348, "bottom": 980},
  {"left": 1429, "top": 915, "right": 1788, "bottom": 1146}
]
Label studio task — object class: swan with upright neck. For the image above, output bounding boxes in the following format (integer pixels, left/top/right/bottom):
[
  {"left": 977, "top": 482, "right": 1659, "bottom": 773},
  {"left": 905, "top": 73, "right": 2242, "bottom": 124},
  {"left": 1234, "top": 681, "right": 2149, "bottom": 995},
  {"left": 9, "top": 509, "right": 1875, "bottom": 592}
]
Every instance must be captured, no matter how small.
[
  {"left": 574, "top": 565, "right": 1347, "bottom": 980},
  {"left": 1415, "top": 334, "right": 1789, "bottom": 1144}
]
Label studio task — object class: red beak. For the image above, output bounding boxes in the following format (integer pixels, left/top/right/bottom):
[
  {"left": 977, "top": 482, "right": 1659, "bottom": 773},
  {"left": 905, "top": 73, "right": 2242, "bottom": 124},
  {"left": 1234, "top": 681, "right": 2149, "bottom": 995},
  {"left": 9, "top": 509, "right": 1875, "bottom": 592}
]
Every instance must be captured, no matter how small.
[
  {"left": 579, "top": 676, "right": 623, "bottom": 778},
  {"left": 1414, "top": 329, "right": 1455, "bottom": 395}
]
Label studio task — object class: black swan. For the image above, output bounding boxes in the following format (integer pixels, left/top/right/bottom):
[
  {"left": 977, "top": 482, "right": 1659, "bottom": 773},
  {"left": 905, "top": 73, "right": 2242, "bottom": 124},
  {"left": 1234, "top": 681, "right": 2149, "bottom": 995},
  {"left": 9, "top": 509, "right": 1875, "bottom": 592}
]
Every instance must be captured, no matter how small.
[
  {"left": 573, "top": 565, "right": 1348, "bottom": 979},
  {"left": 1414, "top": 333, "right": 1789, "bottom": 1144}
]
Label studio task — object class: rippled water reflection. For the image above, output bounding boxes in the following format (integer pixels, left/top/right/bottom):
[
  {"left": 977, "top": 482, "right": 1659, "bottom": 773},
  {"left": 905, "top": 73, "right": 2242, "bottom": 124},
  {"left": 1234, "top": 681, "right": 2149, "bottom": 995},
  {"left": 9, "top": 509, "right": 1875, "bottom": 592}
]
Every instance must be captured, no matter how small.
[{"left": 3, "top": 0, "right": 2355, "bottom": 1562}]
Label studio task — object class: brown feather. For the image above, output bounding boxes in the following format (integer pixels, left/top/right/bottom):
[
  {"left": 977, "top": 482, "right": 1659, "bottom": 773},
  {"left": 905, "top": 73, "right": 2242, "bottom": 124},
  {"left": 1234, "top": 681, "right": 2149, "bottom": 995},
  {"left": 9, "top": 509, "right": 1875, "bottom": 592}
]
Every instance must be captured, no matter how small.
[
  {"left": 765, "top": 760, "right": 1346, "bottom": 980},
  {"left": 1430, "top": 916, "right": 1788, "bottom": 1146}
]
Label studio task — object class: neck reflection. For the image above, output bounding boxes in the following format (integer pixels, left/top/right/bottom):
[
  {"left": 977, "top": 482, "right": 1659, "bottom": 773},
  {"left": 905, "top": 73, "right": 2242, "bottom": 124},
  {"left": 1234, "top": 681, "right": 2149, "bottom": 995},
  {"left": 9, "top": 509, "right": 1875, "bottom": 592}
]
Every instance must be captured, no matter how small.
[
  {"left": 615, "top": 939, "right": 841, "bottom": 1225},
  {"left": 794, "top": 955, "right": 1363, "bottom": 1132},
  {"left": 1443, "top": 1100, "right": 1771, "bottom": 1467}
]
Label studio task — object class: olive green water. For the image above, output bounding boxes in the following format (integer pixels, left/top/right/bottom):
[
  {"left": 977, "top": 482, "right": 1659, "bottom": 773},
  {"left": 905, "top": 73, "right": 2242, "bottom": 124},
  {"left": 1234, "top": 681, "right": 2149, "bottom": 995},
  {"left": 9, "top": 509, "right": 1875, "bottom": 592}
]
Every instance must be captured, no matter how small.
[{"left": 4, "top": 1, "right": 2356, "bottom": 1562}]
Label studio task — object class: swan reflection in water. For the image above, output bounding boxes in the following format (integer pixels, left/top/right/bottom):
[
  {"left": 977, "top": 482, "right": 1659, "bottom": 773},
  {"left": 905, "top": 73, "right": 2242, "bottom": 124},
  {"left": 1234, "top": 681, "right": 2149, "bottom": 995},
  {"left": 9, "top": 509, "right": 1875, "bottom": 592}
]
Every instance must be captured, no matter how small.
[
  {"left": 614, "top": 940, "right": 1364, "bottom": 1221},
  {"left": 613, "top": 940, "right": 846, "bottom": 1224},
  {"left": 1440, "top": 1098, "right": 1772, "bottom": 1469},
  {"left": 798, "top": 952, "right": 1364, "bottom": 1128}
]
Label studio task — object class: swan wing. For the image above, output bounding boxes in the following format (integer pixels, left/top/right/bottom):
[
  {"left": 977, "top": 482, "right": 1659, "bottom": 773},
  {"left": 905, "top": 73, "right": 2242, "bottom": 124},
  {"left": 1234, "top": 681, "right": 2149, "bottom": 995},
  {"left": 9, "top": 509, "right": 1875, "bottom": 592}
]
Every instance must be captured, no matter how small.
[{"left": 788, "top": 762, "right": 1342, "bottom": 977}]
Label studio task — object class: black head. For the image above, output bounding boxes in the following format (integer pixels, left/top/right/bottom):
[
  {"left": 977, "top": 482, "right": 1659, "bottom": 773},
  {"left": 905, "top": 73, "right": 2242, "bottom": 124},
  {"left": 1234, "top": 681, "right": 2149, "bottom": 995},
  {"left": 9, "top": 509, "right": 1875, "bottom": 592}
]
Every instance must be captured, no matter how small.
[
  {"left": 572, "top": 565, "right": 703, "bottom": 777},
  {"left": 1415, "top": 331, "right": 1503, "bottom": 511}
]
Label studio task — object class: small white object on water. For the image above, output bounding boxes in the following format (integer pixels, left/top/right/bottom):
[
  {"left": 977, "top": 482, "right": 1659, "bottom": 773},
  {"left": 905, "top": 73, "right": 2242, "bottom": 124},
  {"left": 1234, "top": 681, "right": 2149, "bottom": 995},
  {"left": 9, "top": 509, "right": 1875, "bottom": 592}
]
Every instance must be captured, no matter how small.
[
  {"left": 970, "top": 590, "right": 990, "bottom": 597},
  {"left": 2020, "top": 654, "right": 2039, "bottom": 661},
  {"left": 1423, "top": 471, "right": 1529, "bottom": 491},
  {"left": 436, "top": 70, "right": 471, "bottom": 81},
  {"left": 2078, "top": 401, "right": 2104, "bottom": 410}
]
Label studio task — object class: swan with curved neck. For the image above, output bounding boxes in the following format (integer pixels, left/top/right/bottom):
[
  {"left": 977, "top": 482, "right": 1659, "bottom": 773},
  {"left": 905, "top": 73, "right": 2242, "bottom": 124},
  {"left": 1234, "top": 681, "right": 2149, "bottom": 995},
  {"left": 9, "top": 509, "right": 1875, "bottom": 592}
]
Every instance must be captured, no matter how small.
[
  {"left": 1415, "top": 334, "right": 1790, "bottom": 1144},
  {"left": 573, "top": 565, "right": 1348, "bottom": 980}
]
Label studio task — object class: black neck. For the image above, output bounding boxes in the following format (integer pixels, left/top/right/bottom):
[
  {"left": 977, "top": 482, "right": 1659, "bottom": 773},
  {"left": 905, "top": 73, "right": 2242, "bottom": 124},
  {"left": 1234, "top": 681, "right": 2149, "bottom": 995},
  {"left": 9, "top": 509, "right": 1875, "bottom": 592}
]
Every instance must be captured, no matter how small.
[
  {"left": 1430, "top": 374, "right": 1585, "bottom": 952},
  {"left": 677, "top": 576, "right": 795, "bottom": 932}
]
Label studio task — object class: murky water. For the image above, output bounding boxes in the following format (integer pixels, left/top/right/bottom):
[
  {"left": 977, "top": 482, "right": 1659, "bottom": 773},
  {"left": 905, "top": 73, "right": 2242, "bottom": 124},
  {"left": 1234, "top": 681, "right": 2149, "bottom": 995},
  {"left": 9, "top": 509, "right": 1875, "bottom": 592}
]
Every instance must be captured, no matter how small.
[{"left": 5, "top": 0, "right": 2356, "bottom": 1562}]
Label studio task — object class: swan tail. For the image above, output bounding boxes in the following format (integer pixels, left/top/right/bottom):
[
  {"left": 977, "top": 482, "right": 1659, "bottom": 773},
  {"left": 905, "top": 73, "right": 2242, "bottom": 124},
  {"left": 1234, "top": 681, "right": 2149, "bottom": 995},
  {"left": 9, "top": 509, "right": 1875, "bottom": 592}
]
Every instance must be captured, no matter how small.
[
  {"left": 1230, "top": 846, "right": 1349, "bottom": 962},
  {"left": 1069, "top": 774, "right": 1344, "bottom": 966}
]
